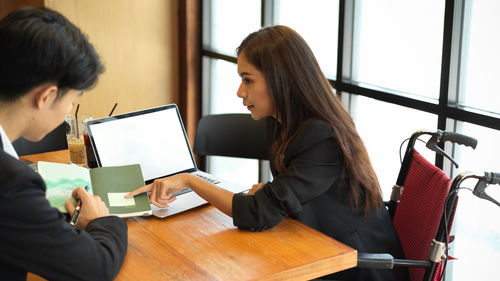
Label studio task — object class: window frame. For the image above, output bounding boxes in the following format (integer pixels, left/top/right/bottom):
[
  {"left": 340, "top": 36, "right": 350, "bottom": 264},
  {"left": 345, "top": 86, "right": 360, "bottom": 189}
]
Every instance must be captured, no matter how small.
[{"left": 201, "top": 0, "right": 500, "bottom": 173}]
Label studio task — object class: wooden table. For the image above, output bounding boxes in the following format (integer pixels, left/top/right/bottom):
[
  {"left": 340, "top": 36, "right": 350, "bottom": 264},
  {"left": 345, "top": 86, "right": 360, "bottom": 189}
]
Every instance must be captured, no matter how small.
[{"left": 22, "top": 150, "right": 357, "bottom": 281}]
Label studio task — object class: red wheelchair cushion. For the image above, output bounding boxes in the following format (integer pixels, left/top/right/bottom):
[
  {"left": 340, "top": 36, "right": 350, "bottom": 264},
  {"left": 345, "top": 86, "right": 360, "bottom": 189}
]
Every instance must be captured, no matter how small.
[{"left": 393, "top": 150, "right": 452, "bottom": 281}]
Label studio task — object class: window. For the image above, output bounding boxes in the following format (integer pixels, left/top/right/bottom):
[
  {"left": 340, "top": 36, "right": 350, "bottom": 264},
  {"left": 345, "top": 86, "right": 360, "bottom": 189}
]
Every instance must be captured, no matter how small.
[
  {"left": 203, "top": 0, "right": 261, "bottom": 56},
  {"left": 352, "top": 96, "right": 437, "bottom": 198},
  {"left": 202, "top": 58, "right": 243, "bottom": 115},
  {"left": 273, "top": 0, "right": 339, "bottom": 78},
  {"left": 448, "top": 124, "right": 500, "bottom": 280},
  {"left": 202, "top": 57, "right": 259, "bottom": 186},
  {"left": 202, "top": 1, "right": 261, "bottom": 186},
  {"left": 345, "top": 0, "right": 445, "bottom": 198},
  {"left": 457, "top": 0, "right": 500, "bottom": 113},
  {"left": 353, "top": 0, "right": 445, "bottom": 100},
  {"left": 445, "top": 1, "right": 500, "bottom": 277}
]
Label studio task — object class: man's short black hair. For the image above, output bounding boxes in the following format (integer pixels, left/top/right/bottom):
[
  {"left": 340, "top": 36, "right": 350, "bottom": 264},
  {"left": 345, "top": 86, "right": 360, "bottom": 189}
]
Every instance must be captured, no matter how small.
[{"left": 0, "top": 7, "right": 104, "bottom": 102}]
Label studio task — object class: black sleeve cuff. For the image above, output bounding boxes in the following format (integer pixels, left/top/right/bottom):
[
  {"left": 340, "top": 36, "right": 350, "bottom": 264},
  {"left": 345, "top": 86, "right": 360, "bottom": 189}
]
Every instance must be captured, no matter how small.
[{"left": 232, "top": 192, "right": 284, "bottom": 231}]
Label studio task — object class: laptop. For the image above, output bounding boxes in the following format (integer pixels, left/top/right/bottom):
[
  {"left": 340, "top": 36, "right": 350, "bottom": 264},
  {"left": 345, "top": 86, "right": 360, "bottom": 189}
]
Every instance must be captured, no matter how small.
[{"left": 86, "top": 104, "right": 249, "bottom": 218}]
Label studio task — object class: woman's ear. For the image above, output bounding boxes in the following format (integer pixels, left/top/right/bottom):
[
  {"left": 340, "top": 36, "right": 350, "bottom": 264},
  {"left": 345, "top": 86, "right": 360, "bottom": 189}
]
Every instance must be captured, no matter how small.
[{"left": 33, "top": 85, "right": 58, "bottom": 109}]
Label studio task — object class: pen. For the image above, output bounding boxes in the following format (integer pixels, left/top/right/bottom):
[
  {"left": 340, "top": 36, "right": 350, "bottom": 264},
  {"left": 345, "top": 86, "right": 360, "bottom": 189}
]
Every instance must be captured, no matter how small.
[{"left": 69, "top": 185, "right": 89, "bottom": 227}]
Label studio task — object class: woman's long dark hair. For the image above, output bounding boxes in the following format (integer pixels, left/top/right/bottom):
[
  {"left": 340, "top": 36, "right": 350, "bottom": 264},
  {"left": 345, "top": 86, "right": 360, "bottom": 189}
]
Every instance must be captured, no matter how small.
[{"left": 237, "top": 25, "right": 383, "bottom": 215}]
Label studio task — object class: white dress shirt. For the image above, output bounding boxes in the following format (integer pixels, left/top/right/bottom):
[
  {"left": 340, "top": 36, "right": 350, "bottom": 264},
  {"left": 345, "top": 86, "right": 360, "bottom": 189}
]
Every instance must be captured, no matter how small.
[{"left": 0, "top": 123, "right": 19, "bottom": 159}]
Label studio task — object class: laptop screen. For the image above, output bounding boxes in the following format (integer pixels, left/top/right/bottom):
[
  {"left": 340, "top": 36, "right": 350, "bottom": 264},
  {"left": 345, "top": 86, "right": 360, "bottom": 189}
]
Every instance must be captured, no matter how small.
[{"left": 86, "top": 104, "right": 197, "bottom": 183}]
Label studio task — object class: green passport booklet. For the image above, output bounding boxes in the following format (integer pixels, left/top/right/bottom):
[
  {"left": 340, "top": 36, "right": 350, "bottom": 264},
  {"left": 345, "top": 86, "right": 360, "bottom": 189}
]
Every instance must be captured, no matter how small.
[{"left": 37, "top": 161, "right": 152, "bottom": 217}]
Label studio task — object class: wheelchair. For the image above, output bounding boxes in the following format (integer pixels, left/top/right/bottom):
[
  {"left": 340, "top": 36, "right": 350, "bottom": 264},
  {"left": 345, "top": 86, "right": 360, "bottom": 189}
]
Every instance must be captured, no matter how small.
[{"left": 358, "top": 129, "right": 500, "bottom": 281}]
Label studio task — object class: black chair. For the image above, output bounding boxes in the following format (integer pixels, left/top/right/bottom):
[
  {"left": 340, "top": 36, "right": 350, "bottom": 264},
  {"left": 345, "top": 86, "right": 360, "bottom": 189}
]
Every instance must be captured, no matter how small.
[
  {"left": 12, "top": 122, "right": 68, "bottom": 156},
  {"left": 193, "top": 113, "right": 269, "bottom": 160}
]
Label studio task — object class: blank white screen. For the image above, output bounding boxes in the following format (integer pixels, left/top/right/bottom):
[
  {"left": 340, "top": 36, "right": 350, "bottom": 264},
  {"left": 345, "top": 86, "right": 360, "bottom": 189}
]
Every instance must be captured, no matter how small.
[{"left": 89, "top": 106, "right": 195, "bottom": 182}]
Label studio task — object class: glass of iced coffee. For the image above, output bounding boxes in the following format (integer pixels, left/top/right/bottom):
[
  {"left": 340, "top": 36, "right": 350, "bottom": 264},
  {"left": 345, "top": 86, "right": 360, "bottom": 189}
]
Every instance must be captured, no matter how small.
[{"left": 65, "top": 114, "right": 92, "bottom": 166}]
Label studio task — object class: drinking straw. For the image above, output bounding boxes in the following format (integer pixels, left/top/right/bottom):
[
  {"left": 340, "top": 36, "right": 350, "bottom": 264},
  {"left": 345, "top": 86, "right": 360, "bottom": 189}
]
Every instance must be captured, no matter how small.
[
  {"left": 75, "top": 104, "right": 80, "bottom": 138},
  {"left": 109, "top": 102, "right": 118, "bottom": 116}
]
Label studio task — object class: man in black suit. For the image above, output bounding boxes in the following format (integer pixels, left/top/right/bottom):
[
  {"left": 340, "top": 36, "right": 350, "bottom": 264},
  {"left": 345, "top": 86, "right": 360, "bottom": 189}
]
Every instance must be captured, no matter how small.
[{"left": 0, "top": 7, "right": 127, "bottom": 280}]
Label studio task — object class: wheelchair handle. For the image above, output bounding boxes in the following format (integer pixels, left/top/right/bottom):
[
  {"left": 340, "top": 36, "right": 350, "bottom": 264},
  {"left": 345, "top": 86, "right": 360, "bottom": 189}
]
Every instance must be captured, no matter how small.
[
  {"left": 440, "top": 131, "right": 478, "bottom": 149},
  {"left": 455, "top": 171, "right": 500, "bottom": 208},
  {"left": 473, "top": 172, "right": 500, "bottom": 208},
  {"left": 484, "top": 172, "right": 500, "bottom": 185},
  {"left": 424, "top": 130, "right": 478, "bottom": 168}
]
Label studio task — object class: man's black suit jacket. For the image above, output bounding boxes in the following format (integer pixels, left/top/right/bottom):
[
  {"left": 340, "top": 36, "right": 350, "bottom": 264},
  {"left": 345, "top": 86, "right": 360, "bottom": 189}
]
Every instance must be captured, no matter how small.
[{"left": 0, "top": 138, "right": 128, "bottom": 281}]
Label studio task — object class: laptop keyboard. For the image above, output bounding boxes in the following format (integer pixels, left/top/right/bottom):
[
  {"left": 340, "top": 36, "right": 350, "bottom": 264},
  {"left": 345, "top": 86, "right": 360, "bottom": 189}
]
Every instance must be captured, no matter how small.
[
  {"left": 172, "top": 187, "right": 193, "bottom": 197},
  {"left": 170, "top": 174, "right": 221, "bottom": 197},
  {"left": 195, "top": 174, "right": 220, "bottom": 185}
]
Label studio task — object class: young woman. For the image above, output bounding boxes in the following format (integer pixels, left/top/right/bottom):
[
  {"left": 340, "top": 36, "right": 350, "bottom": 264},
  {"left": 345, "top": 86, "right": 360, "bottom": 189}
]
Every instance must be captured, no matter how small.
[{"left": 127, "top": 25, "right": 408, "bottom": 281}]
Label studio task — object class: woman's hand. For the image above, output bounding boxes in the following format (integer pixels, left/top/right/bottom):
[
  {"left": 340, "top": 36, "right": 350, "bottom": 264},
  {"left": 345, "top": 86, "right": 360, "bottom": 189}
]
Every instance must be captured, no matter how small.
[
  {"left": 247, "top": 182, "right": 266, "bottom": 195},
  {"left": 125, "top": 174, "right": 189, "bottom": 208},
  {"left": 65, "top": 186, "right": 110, "bottom": 229}
]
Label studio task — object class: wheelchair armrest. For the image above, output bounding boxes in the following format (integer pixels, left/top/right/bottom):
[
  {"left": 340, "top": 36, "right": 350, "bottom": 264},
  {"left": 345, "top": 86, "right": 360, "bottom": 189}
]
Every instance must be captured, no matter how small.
[
  {"left": 357, "top": 253, "right": 430, "bottom": 269},
  {"left": 357, "top": 253, "right": 395, "bottom": 269}
]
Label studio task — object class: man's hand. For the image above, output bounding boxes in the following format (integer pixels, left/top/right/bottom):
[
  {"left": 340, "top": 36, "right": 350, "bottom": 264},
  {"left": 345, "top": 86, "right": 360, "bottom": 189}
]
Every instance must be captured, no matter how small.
[{"left": 65, "top": 186, "right": 110, "bottom": 229}]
